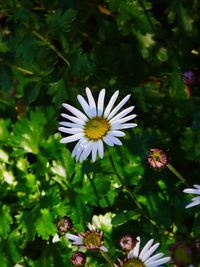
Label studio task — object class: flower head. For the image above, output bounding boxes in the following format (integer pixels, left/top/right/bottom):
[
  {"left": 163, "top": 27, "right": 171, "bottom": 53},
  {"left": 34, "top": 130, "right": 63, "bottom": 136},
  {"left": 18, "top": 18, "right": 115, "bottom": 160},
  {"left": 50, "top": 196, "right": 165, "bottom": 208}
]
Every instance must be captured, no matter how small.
[
  {"left": 70, "top": 251, "right": 86, "bottom": 266},
  {"left": 147, "top": 148, "right": 168, "bottom": 169},
  {"left": 66, "top": 223, "right": 108, "bottom": 252},
  {"left": 115, "top": 236, "right": 170, "bottom": 267},
  {"left": 169, "top": 241, "right": 193, "bottom": 266},
  {"left": 57, "top": 216, "right": 73, "bottom": 234},
  {"left": 59, "top": 87, "right": 137, "bottom": 162},
  {"left": 182, "top": 71, "right": 195, "bottom": 86},
  {"left": 183, "top": 184, "right": 200, "bottom": 208},
  {"left": 120, "top": 235, "right": 138, "bottom": 252}
]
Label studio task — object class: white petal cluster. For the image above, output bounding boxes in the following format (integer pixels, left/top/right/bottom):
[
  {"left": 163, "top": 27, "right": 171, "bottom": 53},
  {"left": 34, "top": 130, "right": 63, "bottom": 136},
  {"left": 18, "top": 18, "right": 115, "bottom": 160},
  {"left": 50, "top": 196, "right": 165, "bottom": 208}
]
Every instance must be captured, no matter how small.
[
  {"left": 183, "top": 184, "right": 200, "bottom": 208},
  {"left": 128, "top": 236, "right": 171, "bottom": 267},
  {"left": 59, "top": 87, "right": 137, "bottom": 162}
]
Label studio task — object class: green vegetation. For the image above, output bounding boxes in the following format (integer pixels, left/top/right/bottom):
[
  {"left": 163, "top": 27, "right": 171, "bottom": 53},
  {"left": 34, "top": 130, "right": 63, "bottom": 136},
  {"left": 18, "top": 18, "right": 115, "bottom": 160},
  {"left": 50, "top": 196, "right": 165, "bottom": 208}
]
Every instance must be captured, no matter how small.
[{"left": 0, "top": 0, "right": 200, "bottom": 266}]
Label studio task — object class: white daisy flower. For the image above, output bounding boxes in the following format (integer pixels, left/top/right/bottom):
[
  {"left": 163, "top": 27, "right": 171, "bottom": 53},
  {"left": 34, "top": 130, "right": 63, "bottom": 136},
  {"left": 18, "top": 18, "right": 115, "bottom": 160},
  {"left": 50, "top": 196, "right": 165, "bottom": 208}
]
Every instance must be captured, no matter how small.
[
  {"left": 58, "top": 87, "right": 137, "bottom": 162},
  {"left": 66, "top": 223, "right": 108, "bottom": 252},
  {"left": 183, "top": 184, "right": 200, "bottom": 208},
  {"left": 115, "top": 236, "right": 170, "bottom": 267}
]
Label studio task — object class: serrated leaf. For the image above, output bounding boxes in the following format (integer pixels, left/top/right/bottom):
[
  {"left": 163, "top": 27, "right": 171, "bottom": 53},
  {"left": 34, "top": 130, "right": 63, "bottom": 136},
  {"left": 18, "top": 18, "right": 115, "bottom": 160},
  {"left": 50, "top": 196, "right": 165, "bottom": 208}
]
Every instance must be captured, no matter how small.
[
  {"left": 45, "top": 8, "right": 77, "bottom": 36},
  {"left": 10, "top": 108, "right": 47, "bottom": 154},
  {"left": 35, "top": 208, "right": 56, "bottom": 240},
  {"left": 48, "top": 78, "right": 67, "bottom": 105}
]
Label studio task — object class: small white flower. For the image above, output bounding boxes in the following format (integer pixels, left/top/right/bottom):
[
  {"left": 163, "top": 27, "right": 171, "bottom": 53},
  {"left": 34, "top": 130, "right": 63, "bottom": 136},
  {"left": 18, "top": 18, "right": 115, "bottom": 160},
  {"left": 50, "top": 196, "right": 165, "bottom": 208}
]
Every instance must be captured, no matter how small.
[
  {"left": 183, "top": 184, "right": 200, "bottom": 208},
  {"left": 66, "top": 224, "right": 108, "bottom": 252},
  {"left": 59, "top": 87, "right": 137, "bottom": 162},
  {"left": 115, "top": 236, "right": 170, "bottom": 267}
]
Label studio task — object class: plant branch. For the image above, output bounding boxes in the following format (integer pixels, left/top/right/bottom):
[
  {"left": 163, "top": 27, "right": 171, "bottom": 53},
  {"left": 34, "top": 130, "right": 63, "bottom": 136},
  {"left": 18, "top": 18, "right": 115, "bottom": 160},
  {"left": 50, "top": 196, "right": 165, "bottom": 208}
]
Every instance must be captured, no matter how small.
[
  {"left": 100, "top": 251, "right": 114, "bottom": 267},
  {"left": 32, "top": 30, "right": 71, "bottom": 68},
  {"left": 167, "top": 163, "right": 189, "bottom": 187}
]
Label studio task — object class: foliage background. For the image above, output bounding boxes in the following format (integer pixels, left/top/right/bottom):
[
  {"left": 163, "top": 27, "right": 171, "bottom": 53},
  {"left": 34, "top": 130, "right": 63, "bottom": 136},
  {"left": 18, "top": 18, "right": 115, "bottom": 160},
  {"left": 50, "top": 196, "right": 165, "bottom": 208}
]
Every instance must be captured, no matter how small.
[{"left": 0, "top": 0, "right": 200, "bottom": 266}]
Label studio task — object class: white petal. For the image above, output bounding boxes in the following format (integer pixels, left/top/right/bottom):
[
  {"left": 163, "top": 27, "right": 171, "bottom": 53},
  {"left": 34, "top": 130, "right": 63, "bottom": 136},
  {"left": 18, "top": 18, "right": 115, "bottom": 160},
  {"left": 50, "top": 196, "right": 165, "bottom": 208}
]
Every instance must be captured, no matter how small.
[
  {"left": 79, "top": 141, "right": 93, "bottom": 162},
  {"left": 71, "top": 139, "right": 83, "bottom": 158},
  {"left": 185, "top": 200, "right": 200, "bottom": 208},
  {"left": 59, "top": 121, "right": 83, "bottom": 128},
  {"left": 97, "top": 89, "right": 106, "bottom": 116},
  {"left": 111, "top": 123, "right": 137, "bottom": 130},
  {"left": 145, "top": 253, "right": 164, "bottom": 264},
  {"left": 128, "top": 236, "right": 140, "bottom": 258},
  {"left": 104, "top": 91, "right": 119, "bottom": 118},
  {"left": 97, "top": 140, "right": 104, "bottom": 159},
  {"left": 106, "top": 94, "right": 131, "bottom": 120},
  {"left": 60, "top": 133, "right": 83, "bottom": 144},
  {"left": 183, "top": 188, "right": 200, "bottom": 194},
  {"left": 77, "top": 94, "right": 92, "bottom": 118},
  {"left": 62, "top": 103, "right": 88, "bottom": 121},
  {"left": 139, "top": 239, "right": 154, "bottom": 261},
  {"left": 61, "top": 113, "right": 85, "bottom": 125},
  {"left": 92, "top": 142, "right": 98, "bottom": 162},
  {"left": 109, "top": 106, "right": 135, "bottom": 122},
  {"left": 107, "top": 135, "right": 122, "bottom": 146},
  {"left": 194, "top": 184, "right": 200, "bottom": 189},
  {"left": 100, "top": 245, "right": 108, "bottom": 252},
  {"left": 58, "top": 127, "right": 83, "bottom": 134},
  {"left": 86, "top": 87, "right": 97, "bottom": 116},
  {"left": 103, "top": 136, "right": 114, "bottom": 146},
  {"left": 75, "top": 139, "right": 89, "bottom": 162},
  {"left": 109, "top": 130, "right": 125, "bottom": 137},
  {"left": 111, "top": 114, "right": 137, "bottom": 125},
  {"left": 66, "top": 233, "right": 83, "bottom": 244},
  {"left": 146, "top": 257, "right": 171, "bottom": 267},
  {"left": 141, "top": 242, "right": 160, "bottom": 262}
]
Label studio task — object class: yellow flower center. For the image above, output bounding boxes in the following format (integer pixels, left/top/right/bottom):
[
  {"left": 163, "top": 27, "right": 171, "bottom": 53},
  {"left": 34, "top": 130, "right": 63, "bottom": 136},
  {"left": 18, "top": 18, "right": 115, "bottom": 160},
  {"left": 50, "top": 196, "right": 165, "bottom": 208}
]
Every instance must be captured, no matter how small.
[
  {"left": 123, "top": 258, "right": 145, "bottom": 267},
  {"left": 84, "top": 116, "right": 110, "bottom": 140},
  {"left": 83, "top": 231, "right": 102, "bottom": 249},
  {"left": 152, "top": 151, "right": 161, "bottom": 161}
]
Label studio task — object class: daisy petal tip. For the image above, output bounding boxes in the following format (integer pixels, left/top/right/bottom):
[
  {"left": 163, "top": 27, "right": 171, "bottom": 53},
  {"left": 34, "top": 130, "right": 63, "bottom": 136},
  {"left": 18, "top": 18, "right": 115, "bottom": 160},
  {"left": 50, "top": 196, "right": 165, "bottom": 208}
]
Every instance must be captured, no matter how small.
[
  {"left": 60, "top": 139, "right": 66, "bottom": 144},
  {"left": 86, "top": 86, "right": 91, "bottom": 92}
]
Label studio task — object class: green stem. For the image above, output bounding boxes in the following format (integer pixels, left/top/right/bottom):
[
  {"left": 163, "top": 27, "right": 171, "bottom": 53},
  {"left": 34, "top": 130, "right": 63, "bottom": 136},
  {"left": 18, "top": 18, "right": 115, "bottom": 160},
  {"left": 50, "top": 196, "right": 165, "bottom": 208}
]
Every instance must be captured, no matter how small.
[
  {"left": 32, "top": 30, "right": 71, "bottom": 68},
  {"left": 86, "top": 173, "right": 100, "bottom": 204},
  {"left": 166, "top": 163, "right": 189, "bottom": 186},
  {"left": 100, "top": 251, "right": 114, "bottom": 267},
  {"left": 108, "top": 152, "right": 174, "bottom": 237},
  {"left": 0, "top": 57, "right": 34, "bottom": 75},
  {"left": 107, "top": 153, "right": 124, "bottom": 186}
]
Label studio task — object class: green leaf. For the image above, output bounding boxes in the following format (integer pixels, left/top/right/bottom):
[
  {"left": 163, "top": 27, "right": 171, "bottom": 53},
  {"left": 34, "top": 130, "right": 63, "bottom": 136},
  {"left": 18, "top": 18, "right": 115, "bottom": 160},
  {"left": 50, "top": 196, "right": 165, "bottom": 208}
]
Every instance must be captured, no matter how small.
[
  {"left": 0, "top": 41, "right": 9, "bottom": 53},
  {"left": 48, "top": 77, "right": 67, "bottom": 106},
  {"left": 0, "top": 252, "right": 8, "bottom": 267},
  {"left": 112, "top": 211, "right": 139, "bottom": 226},
  {"left": 7, "top": 229, "right": 22, "bottom": 262},
  {"left": 0, "top": 119, "right": 10, "bottom": 144},
  {"left": 45, "top": 8, "right": 77, "bottom": 36},
  {"left": 157, "top": 47, "right": 168, "bottom": 62},
  {"left": 10, "top": 108, "right": 47, "bottom": 154},
  {"left": 35, "top": 208, "right": 56, "bottom": 240},
  {"left": 0, "top": 204, "right": 13, "bottom": 238}
]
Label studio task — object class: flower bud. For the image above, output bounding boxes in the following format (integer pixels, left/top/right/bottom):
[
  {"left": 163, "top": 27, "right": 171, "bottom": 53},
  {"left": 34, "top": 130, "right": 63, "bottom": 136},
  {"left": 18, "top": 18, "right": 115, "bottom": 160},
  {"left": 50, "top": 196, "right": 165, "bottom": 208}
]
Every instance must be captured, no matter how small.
[
  {"left": 182, "top": 71, "right": 195, "bottom": 85},
  {"left": 70, "top": 251, "right": 86, "bottom": 266},
  {"left": 147, "top": 148, "right": 168, "bottom": 169},
  {"left": 56, "top": 216, "right": 73, "bottom": 234},
  {"left": 169, "top": 241, "right": 193, "bottom": 266},
  {"left": 119, "top": 235, "right": 138, "bottom": 252}
]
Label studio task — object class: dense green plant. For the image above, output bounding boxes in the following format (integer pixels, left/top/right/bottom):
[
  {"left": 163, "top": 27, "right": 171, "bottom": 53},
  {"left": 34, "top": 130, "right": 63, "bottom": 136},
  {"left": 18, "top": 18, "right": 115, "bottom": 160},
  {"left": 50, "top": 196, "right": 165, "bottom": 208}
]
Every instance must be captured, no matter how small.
[{"left": 0, "top": 0, "right": 200, "bottom": 266}]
